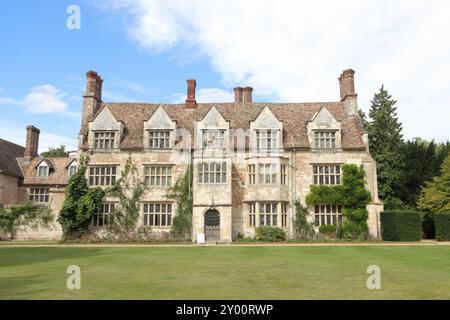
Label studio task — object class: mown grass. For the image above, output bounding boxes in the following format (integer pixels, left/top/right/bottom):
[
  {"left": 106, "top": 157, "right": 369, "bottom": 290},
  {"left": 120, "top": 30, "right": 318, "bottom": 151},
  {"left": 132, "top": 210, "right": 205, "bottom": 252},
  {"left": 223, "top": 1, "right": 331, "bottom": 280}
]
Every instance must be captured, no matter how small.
[{"left": 1, "top": 246, "right": 449, "bottom": 299}]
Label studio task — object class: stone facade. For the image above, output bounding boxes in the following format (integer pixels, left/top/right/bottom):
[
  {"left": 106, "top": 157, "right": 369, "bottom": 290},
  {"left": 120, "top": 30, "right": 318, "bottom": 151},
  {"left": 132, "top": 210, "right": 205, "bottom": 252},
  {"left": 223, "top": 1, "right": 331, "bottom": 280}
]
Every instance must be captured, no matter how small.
[{"left": 0, "top": 68, "right": 384, "bottom": 241}]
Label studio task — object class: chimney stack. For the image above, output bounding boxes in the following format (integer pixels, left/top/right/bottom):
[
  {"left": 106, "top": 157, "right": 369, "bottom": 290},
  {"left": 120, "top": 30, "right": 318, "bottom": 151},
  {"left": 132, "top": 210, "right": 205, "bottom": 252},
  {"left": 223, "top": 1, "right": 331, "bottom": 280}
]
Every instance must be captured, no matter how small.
[
  {"left": 24, "top": 125, "right": 40, "bottom": 159},
  {"left": 234, "top": 87, "right": 243, "bottom": 103},
  {"left": 186, "top": 79, "right": 197, "bottom": 109},
  {"left": 243, "top": 87, "right": 253, "bottom": 103},
  {"left": 80, "top": 70, "right": 103, "bottom": 134},
  {"left": 338, "top": 69, "right": 357, "bottom": 102}
]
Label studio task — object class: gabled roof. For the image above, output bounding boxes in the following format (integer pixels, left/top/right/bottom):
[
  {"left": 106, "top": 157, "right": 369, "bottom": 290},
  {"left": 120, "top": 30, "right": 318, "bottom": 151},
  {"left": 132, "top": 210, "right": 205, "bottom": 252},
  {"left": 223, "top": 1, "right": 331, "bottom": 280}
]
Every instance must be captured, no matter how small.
[
  {"left": 81, "top": 101, "right": 366, "bottom": 150},
  {"left": 0, "top": 138, "right": 25, "bottom": 178},
  {"left": 18, "top": 157, "right": 74, "bottom": 185}
]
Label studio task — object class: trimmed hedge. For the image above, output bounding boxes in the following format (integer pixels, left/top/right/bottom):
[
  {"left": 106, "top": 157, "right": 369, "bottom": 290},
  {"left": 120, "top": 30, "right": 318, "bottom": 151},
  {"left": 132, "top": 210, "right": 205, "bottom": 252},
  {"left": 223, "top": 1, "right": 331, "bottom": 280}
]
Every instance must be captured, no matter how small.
[
  {"left": 255, "top": 226, "right": 286, "bottom": 242},
  {"left": 435, "top": 213, "right": 450, "bottom": 241},
  {"left": 380, "top": 211, "right": 422, "bottom": 241}
]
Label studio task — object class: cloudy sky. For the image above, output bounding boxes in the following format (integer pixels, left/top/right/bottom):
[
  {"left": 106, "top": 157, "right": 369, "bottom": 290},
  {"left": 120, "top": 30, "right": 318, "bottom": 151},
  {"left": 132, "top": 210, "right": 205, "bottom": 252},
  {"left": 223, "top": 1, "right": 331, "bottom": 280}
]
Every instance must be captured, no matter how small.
[{"left": 0, "top": 0, "right": 449, "bottom": 152}]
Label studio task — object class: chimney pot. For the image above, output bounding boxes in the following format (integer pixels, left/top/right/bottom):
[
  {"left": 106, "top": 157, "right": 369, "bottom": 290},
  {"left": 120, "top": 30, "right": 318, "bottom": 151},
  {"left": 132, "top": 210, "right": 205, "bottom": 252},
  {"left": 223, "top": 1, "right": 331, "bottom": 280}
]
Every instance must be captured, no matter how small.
[
  {"left": 186, "top": 79, "right": 197, "bottom": 108},
  {"left": 338, "top": 68, "right": 357, "bottom": 101},
  {"left": 242, "top": 87, "right": 253, "bottom": 103},
  {"left": 234, "top": 87, "right": 243, "bottom": 103}
]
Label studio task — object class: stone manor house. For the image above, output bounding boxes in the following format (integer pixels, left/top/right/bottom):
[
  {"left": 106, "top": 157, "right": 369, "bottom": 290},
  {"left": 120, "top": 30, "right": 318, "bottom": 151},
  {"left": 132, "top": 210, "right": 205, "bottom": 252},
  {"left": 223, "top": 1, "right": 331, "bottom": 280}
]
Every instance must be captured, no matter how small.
[{"left": 0, "top": 69, "right": 383, "bottom": 241}]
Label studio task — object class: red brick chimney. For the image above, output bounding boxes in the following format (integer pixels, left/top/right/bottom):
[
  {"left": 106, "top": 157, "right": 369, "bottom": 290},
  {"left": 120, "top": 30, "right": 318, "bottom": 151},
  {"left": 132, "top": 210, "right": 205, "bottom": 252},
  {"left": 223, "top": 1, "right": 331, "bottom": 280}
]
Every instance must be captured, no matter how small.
[
  {"left": 338, "top": 69, "right": 357, "bottom": 102},
  {"left": 186, "top": 79, "right": 197, "bottom": 109},
  {"left": 243, "top": 87, "right": 253, "bottom": 103},
  {"left": 80, "top": 71, "right": 103, "bottom": 134},
  {"left": 234, "top": 87, "right": 243, "bottom": 103},
  {"left": 24, "top": 125, "right": 40, "bottom": 159}
]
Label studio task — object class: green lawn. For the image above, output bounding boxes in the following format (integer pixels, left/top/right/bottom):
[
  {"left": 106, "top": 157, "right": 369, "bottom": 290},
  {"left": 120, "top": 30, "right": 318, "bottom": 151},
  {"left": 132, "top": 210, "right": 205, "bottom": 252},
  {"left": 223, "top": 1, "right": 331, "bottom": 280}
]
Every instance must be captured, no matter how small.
[{"left": 1, "top": 246, "right": 449, "bottom": 299}]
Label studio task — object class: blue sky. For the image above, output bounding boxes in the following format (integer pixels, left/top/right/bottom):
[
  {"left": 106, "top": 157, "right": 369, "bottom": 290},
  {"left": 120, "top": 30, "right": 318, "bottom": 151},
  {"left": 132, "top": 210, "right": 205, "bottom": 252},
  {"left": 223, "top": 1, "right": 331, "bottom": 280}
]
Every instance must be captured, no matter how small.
[{"left": 0, "top": 0, "right": 449, "bottom": 152}]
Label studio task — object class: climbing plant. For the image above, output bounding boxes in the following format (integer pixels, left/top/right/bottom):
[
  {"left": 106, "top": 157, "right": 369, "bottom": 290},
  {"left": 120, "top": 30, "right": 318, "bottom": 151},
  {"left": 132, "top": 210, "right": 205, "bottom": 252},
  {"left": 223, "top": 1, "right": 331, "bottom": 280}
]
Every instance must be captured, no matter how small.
[
  {"left": 293, "top": 200, "right": 316, "bottom": 241},
  {"left": 167, "top": 165, "right": 193, "bottom": 239},
  {"left": 58, "top": 155, "right": 105, "bottom": 240},
  {"left": 305, "top": 164, "right": 372, "bottom": 239},
  {"left": 0, "top": 201, "right": 53, "bottom": 240},
  {"left": 106, "top": 156, "right": 145, "bottom": 240}
]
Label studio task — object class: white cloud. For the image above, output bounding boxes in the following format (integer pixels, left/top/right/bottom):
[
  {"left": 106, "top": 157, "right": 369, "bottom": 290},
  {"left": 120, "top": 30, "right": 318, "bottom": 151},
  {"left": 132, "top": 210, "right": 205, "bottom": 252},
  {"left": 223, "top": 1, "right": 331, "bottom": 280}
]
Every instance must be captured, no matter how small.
[
  {"left": 172, "top": 88, "right": 234, "bottom": 103},
  {"left": 23, "top": 85, "right": 68, "bottom": 114},
  {"left": 106, "top": 0, "right": 450, "bottom": 141}
]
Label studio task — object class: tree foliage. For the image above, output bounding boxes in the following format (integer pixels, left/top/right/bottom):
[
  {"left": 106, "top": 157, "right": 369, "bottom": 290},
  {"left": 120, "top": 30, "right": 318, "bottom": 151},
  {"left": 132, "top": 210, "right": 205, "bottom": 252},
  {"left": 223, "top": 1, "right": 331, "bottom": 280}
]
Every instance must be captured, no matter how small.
[
  {"left": 58, "top": 155, "right": 105, "bottom": 240},
  {"left": 418, "top": 153, "right": 450, "bottom": 213},
  {"left": 41, "top": 145, "right": 69, "bottom": 158},
  {"left": 106, "top": 156, "right": 145, "bottom": 240},
  {"left": 366, "top": 86, "right": 405, "bottom": 209},
  {"left": 0, "top": 202, "right": 53, "bottom": 240},
  {"left": 293, "top": 200, "right": 316, "bottom": 241},
  {"left": 167, "top": 165, "right": 193, "bottom": 239}
]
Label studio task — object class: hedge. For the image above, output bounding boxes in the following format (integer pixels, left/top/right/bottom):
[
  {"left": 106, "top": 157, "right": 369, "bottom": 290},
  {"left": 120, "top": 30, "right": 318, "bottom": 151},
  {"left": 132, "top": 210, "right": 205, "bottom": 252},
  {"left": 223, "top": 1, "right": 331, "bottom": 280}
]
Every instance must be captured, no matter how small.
[
  {"left": 255, "top": 226, "right": 286, "bottom": 242},
  {"left": 380, "top": 211, "right": 422, "bottom": 241},
  {"left": 435, "top": 213, "right": 450, "bottom": 241}
]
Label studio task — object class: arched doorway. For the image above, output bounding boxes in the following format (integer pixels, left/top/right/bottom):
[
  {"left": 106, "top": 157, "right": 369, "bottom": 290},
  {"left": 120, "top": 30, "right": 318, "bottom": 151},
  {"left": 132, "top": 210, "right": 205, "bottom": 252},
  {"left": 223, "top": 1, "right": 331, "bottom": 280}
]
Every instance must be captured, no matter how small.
[{"left": 204, "top": 209, "right": 220, "bottom": 240}]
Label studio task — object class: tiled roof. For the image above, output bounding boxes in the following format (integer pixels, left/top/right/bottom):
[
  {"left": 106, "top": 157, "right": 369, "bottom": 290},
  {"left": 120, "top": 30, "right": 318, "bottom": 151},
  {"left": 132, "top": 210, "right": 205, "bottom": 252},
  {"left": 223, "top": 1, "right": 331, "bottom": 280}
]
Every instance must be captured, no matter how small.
[
  {"left": 0, "top": 138, "right": 25, "bottom": 177},
  {"left": 81, "top": 102, "right": 366, "bottom": 150},
  {"left": 19, "top": 157, "right": 73, "bottom": 186}
]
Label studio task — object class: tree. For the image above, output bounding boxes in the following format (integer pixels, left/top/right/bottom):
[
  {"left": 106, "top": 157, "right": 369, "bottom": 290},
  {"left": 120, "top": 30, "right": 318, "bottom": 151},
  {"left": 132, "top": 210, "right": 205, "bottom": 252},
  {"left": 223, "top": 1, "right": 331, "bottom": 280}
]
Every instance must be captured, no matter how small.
[
  {"left": 167, "top": 165, "right": 193, "bottom": 239},
  {"left": 0, "top": 202, "right": 53, "bottom": 240},
  {"left": 106, "top": 156, "right": 145, "bottom": 240},
  {"left": 58, "top": 155, "right": 104, "bottom": 240},
  {"left": 418, "top": 153, "right": 450, "bottom": 213},
  {"left": 366, "top": 86, "right": 405, "bottom": 209},
  {"left": 41, "top": 145, "right": 69, "bottom": 158}
]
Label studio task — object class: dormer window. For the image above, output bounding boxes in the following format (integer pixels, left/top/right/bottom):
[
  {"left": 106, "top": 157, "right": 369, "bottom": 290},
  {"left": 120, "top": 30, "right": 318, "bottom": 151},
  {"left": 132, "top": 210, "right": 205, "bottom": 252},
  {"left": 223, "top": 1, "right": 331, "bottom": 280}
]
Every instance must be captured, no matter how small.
[
  {"left": 37, "top": 163, "right": 49, "bottom": 177},
  {"left": 93, "top": 131, "right": 116, "bottom": 149},
  {"left": 314, "top": 131, "right": 336, "bottom": 149},
  {"left": 202, "top": 130, "right": 225, "bottom": 149},
  {"left": 149, "top": 130, "right": 170, "bottom": 149},
  {"left": 256, "top": 129, "right": 278, "bottom": 151},
  {"left": 68, "top": 161, "right": 78, "bottom": 177}
]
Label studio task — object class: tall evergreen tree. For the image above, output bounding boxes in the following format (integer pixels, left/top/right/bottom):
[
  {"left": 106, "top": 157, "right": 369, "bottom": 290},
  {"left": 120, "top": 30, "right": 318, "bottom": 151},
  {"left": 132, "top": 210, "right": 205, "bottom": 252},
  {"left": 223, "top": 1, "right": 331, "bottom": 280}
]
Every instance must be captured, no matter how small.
[{"left": 366, "top": 86, "right": 405, "bottom": 209}]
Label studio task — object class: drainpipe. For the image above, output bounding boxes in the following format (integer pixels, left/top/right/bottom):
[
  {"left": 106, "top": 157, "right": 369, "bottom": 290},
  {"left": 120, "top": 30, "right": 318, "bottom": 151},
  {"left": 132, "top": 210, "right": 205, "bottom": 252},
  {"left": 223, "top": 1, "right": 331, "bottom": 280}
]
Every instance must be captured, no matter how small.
[{"left": 290, "top": 149, "right": 297, "bottom": 239}]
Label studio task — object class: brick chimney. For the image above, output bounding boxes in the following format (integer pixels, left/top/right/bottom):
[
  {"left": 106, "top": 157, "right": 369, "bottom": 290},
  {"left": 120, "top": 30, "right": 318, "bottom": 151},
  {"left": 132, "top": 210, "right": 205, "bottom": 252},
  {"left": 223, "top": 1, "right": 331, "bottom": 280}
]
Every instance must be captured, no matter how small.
[
  {"left": 243, "top": 87, "right": 253, "bottom": 103},
  {"left": 24, "top": 125, "right": 40, "bottom": 159},
  {"left": 339, "top": 69, "right": 358, "bottom": 116},
  {"left": 234, "top": 87, "right": 243, "bottom": 103},
  {"left": 185, "top": 79, "right": 197, "bottom": 109},
  {"left": 80, "top": 70, "right": 103, "bottom": 134}
]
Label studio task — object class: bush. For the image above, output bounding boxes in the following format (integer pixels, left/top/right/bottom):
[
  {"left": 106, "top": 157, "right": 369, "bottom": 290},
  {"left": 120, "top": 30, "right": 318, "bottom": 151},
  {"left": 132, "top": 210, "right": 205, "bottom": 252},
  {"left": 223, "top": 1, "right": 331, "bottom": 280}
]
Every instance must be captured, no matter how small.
[
  {"left": 380, "top": 211, "right": 422, "bottom": 241},
  {"left": 255, "top": 226, "right": 286, "bottom": 242},
  {"left": 319, "top": 224, "right": 337, "bottom": 234},
  {"left": 434, "top": 213, "right": 450, "bottom": 241}
]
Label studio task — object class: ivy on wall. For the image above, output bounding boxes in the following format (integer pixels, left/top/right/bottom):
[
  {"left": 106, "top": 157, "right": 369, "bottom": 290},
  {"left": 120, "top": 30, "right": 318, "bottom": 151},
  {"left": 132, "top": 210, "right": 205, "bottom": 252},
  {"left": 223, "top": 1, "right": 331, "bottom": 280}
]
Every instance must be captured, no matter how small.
[{"left": 305, "top": 164, "right": 372, "bottom": 239}]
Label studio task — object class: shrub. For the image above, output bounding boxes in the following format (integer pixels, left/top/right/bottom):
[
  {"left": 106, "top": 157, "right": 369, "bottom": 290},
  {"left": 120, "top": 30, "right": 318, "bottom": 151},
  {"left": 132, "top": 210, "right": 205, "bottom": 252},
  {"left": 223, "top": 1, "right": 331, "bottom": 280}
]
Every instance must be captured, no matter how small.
[
  {"left": 255, "top": 226, "right": 286, "bottom": 242},
  {"left": 380, "top": 211, "right": 422, "bottom": 241},
  {"left": 435, "top": 213, "right": 450, "bottom": 241},
  {"left": 319, "top": 224, "right": 337, "bottom": 235}
]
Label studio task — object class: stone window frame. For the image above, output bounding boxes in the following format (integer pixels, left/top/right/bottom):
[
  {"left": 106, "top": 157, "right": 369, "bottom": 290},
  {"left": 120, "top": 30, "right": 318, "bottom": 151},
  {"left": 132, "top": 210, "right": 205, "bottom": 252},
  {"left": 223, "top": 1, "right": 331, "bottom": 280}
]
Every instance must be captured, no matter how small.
[
  {"left": 258, "top": 163, "right": 277, "bottom": 185},
  {"left": 256, "top": 129, "right": 278, "bottom": 152},
  {"left": 259, "top": 202, "right": 278, "bottom": 226},
  {"left": 247, "top": 164, "right": 256, "bottom": 185},
  {"left": 93, "top": 131, "right": 117, "bottom": 149},
  {"left": 142, "top": 202, "right": 173, "bottom": 227},
  {"left": 312, "top": 164, "right": 342, "bottom": 185},
  {"left": 202, "top": 129, "right": 225, "bottom": 149},
  {"left": 68, "top": 162, "right": 78, "bottom": 177},
  {"left": 248, "top": 202, "right": 256, "bottom": 227},
  {"left": 88, "top": 165, "right": 117, "bottom": 186},
  {"left": 144, "top": 165, "right": 173, "bottom": 187},
  {"left": 313, "top": 130, "right": 337, "bottom": 149},
  {"left": 148, "top": 130, "right": 171, "bottom": 149},
  {"left": 198, "top": 162, "right": 227, "bottom": 184},
  {"left": 37, "top": 164, "right": 49, "bottom": 177},
  {"left": 281, "top": 203, "right": 288, "bottom": 228},
  {"left": 314, "top": 204, "right": 343, "bottom": 226},
  {"left": 280, "top": 164, "right": 287, "bottom": 185},
  {"left": 29, "top": 187, "right": 50, "bottom": 203},
  {"left": 92, "top": 202, "right": 115, "bottom": 227}
]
